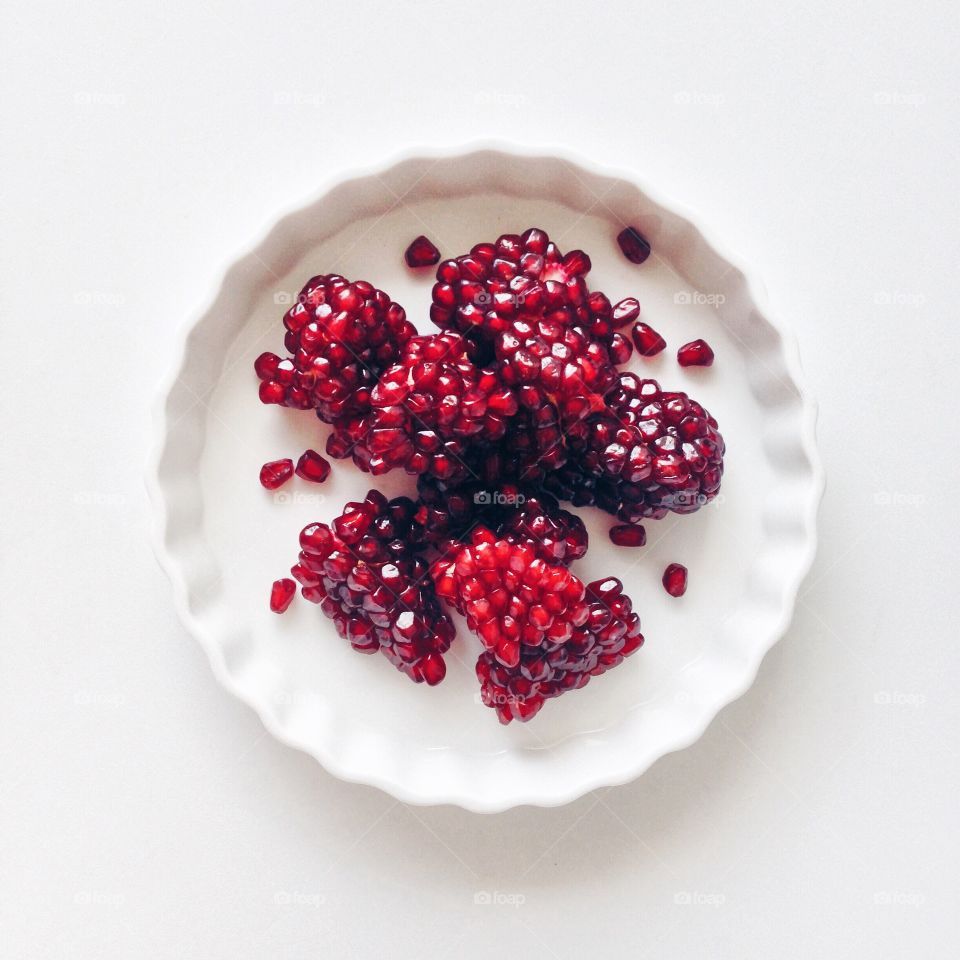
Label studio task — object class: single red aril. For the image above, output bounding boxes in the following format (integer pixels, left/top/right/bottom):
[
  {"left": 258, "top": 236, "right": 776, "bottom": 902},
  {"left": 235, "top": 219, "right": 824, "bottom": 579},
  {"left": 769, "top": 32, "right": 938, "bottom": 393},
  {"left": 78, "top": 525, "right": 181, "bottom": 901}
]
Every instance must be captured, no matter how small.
[
  {"left": 662, "top": 563, "right": 688, "bottom": 597},
  {"left": 270, "top": 577, "right": 296, "bottom": 613},
  {"left": 254, "top": 351, "right": 280, "bottom": 380},
  {"left": 631, "top": 322, "right": 666, "bottom": 357},
  {"left": 404, "top": 235, "right": 441, "bottom": 268},
  {"left": 677, "top": 339, "right": 714, "bottom": 367},
  {"left": 609, "top": 524, "right": 646, "bottom": 547},
  {"left": 260, "top": 458, "right": 294, "bottom": 490},
  {"left": 258, "top": 381, "right": 286, "bottom": 404},
  {"left": 617, "top": 226, "right": 651, "bottom": 264},
  {"left": 612, "top": 297, "right": 641, "bottom": 327},
  {"left": 295, "top": 449, "right": 331, "bottom": 483}
]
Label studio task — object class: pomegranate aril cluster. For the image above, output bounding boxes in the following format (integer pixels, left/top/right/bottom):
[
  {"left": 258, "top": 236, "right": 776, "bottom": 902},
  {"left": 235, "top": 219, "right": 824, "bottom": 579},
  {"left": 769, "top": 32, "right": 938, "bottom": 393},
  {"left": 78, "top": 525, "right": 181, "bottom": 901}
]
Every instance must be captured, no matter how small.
[
  {"left": 256, "top": 227, "right": 725, "bottom": 724},
  {"left": 545, "top": 372, "right": 725, "bottom": 522},
  {"left": 255, "top": 274, "right": 415, "bottom": 423},
  {"left": 325, "top": 331, "right": 516, "bottom": 481},
  {"left": 432, "top": 532, "right": 643, "bottom": 724},
  {"left": 293, "top": 490, "right": 455, "bottom": 685}
]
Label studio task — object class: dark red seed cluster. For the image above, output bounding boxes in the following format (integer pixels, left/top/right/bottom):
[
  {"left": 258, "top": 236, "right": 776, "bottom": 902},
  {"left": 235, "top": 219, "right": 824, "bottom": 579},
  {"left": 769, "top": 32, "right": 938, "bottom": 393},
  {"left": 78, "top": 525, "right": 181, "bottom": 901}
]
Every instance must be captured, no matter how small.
[
  {"left": 255, "top": 274, "right": 416, "bottom": 423},
  {"left": 545, "top": 372, "right": 725, "bottom": 522},
  {"left": 325, "top": 331, "right": 517, "bottom": 481},
  {"left": 432, "top": 532, "right": 643, "bottom": 723},
  {"left": 256, "top": 228, "right": 725, "bottom": 722},
  {"left": 292, "top": 490, "right": 455, "bottom": 685}
]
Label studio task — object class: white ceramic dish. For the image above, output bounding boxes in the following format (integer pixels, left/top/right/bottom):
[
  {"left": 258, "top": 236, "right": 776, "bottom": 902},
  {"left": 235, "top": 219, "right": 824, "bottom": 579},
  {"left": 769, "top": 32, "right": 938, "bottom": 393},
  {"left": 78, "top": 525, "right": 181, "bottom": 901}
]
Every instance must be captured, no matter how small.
[{"left": 147, "top": 143, "right": 823, "bottom": 813}]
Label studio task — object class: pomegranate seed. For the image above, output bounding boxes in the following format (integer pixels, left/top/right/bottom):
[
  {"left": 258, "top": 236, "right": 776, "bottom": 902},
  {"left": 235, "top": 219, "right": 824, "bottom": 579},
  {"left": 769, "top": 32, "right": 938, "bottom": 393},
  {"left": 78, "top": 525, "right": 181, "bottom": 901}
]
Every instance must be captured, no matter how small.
[
  {"left": 270, "top": 578, "right": 296, "bottom": 613},
  {"left": 631, "top": 322, "right": 666, "bottom": 357},
  {"left": 258, "top": 381, "right": 286, "bottom": 404},
  {"left": 295, "top": 449, "right": 331, "bottom": 483},
  {"left": 260, "top": 458, "right": 294, "bottom": 490},
  {"left": 404, "top": 235, "right": 441, "bottom": 268},
  {"left": 677, "top": 339, "right": 714, "bottom": 367},
  {"left": 612, "top": 297, "right": 641, "bottom": 327},
  {"left": 609, "top": 524, "right": 646, "bottom": 547},
  {"left": 617, "top": 226, "right": 651, "bottom": 264},
  {"left": 254, "top": 351, "right": 280, "bottom": 380},
  {"left": 662, "top": 563, "right": 687, "bottom": 597}
]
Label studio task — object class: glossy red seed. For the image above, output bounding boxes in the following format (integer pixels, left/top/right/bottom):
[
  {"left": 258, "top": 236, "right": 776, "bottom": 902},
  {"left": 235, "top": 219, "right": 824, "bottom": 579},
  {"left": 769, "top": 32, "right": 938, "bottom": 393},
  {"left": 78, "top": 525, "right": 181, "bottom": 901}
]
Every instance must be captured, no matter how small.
[
  {"left": 295, "top": 449, "right": 331, "bottom": 483},
  {"left": 259, "top": 458, "right": 294, "bottom": 489},
  {"left": 662, "top": 563, "right": 688, "bottom": 597},
  {"left": 258, "top": 381, "right": 286, "bottom": 404},
  {"left": 632, "top": 322, "right": 667, "bottom": 357},
  {"left": 609, "top": 524, "right": 646, "bottom": 547},
  {"left": 404, "top": 235, "right": 441, "bottom": 268},
  {"left": 270, "top": 577, "right": 296, "bottom": 613},
  {"left": 617, "top": 226, "right": 651, "bottom": 264},
  {"left": 254, "top": 351, "right": 280, "bottom": 380},
  {"left": 612, "top": 297, "right": 641, "bottom": 327},
  {"left": 677, "top": 339, "right": 714, "bottom": 367}
]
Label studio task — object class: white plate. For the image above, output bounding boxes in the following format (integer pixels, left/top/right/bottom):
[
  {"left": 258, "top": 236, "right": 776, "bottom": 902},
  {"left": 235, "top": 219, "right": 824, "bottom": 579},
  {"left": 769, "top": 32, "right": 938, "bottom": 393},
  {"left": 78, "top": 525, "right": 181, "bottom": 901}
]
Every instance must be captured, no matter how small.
[{"left": 147, "top": 143, "right": 823, "bottom": 812}]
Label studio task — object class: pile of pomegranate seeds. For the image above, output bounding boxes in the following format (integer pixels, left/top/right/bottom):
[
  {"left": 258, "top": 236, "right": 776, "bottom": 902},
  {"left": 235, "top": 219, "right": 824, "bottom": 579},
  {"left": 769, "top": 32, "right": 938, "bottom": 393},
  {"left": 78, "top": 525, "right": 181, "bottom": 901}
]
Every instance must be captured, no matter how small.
[
  {"left": 432, "top": 532, "right": 643, "bottom": 723},
  {"left": 255, "top": 227, "right": 723, "bottom": 723}
]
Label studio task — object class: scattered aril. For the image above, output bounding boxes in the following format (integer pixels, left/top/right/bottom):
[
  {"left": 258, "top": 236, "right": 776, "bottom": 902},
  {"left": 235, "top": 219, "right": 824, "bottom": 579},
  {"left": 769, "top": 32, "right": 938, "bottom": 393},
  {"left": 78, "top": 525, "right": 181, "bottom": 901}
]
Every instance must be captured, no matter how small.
[
  {"left": 616, "top": 226, "right": 651, "bottom": 264},
  {"left": 631, "top": 322, "right": 666, "bottom": 357},
  {"left": 260, "top": 458, "right": 294, "bottom": 490},
  {"left": 611, "top": 297, "right": 640, "bottom": 327},
  {"left": 662, "top": 563, "right": 688, "bottom": 597},
  {"left": 609, "top": 524, "right": 646, "bottom": 547},
  {"left": 270, "top": 578, "right": 297, "bottom": 613},
  {"left": 677, "top": 339, "right": 714, "bottom": 367},
  {"left": 295, "top": 449, "right": 331, "bottom": 483},
  {"left": 404, "top": 235, "right": 441, "bottom": 268}
]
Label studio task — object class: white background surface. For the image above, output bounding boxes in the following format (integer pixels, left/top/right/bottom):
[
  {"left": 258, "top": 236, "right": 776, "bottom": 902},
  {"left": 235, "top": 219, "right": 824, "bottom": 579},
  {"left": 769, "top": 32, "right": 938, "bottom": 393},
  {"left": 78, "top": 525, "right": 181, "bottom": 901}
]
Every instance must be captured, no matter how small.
[{"left": 1, "top": 1, "right": 957, "bottom": 956}]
